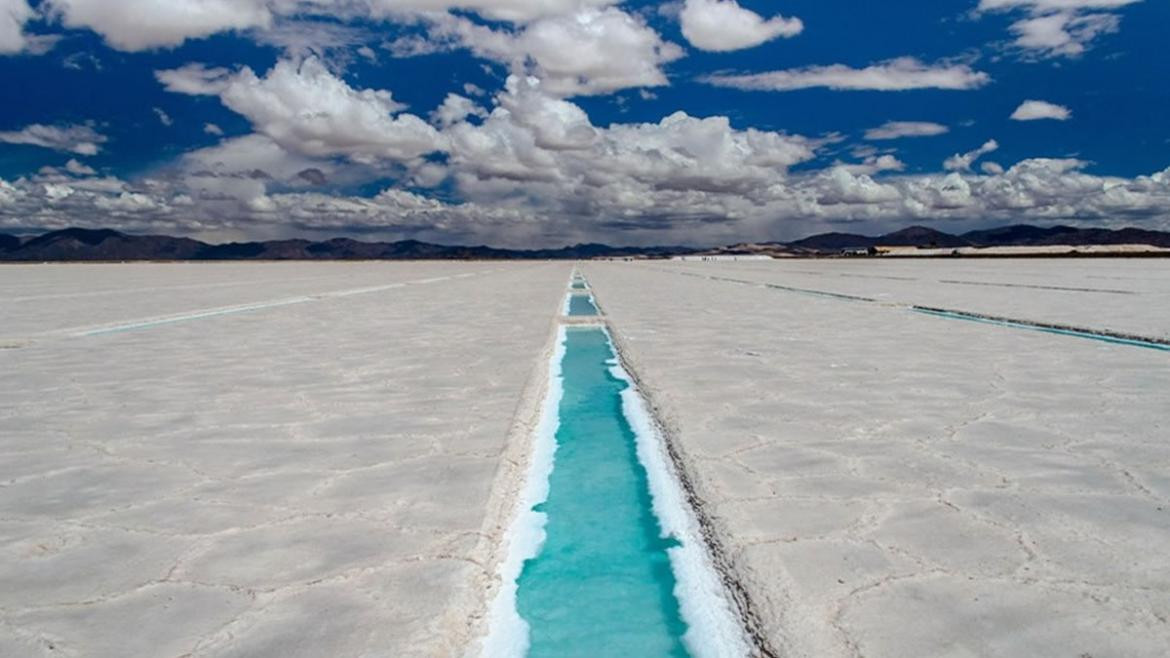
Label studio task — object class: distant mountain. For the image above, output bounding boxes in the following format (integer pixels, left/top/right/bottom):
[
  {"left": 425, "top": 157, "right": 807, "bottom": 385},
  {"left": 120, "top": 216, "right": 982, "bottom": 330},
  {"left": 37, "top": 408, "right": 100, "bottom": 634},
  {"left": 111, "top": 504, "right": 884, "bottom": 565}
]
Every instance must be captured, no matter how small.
[
  {"left": 962, "top": 224, "right": 1170, "bottom": 248},
  {"left": 788, "top": 226, "right": 968, "bottom": 251},
  {"left": 787, "top": 224, "right": 1170, "bottom": 253},
  {"left": 9, "top": 228, "right": 205, "bottom": 260},
  {"left": 879, "top": 226, "right": 969, "bottom": 248},
  {"left": 786, "top": 232, "right": 876, "bottom": 251},
  {"left": 2, "top": 224, "right": 1169, "bottom": 261},
  {"left": 0, "top": 228, "right": 694, "bottom": 261}
]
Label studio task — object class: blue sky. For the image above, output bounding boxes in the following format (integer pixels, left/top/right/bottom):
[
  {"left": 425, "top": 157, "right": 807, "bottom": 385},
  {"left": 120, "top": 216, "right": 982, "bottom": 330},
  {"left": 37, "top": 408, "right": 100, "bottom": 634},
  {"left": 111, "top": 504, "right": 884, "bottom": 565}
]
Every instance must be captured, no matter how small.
[{"left": 0, "top": 0, "right": 1167, "bottom": 246}]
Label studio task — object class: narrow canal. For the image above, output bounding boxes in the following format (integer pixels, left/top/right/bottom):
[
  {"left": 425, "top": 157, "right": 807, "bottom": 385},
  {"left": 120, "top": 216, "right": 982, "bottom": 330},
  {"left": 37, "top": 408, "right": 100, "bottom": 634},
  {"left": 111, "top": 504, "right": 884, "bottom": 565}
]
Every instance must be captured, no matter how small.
[{"left": 483, "top": 277, "right": 750, "bottom": 658}]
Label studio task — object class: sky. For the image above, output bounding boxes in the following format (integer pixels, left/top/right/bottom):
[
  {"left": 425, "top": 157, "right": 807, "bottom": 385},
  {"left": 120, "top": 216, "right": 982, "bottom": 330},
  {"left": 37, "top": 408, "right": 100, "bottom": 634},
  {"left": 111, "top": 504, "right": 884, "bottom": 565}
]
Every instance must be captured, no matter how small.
[{"left": 0, "top": 0, "right": 1168, "bottom": 247}]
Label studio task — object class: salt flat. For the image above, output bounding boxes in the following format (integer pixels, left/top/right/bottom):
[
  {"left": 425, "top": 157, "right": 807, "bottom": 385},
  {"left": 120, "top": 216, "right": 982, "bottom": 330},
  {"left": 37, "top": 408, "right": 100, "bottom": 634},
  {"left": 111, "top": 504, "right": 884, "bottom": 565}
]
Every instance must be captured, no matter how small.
[
  {"left": 671, "top": 258, "right": 1170, "bottom": 340},
  {"left": 4, "top": 259, "right": 1168, "bottom": 658},
  {"left": 584, "top": 260, "right": 1170, "bottom": 657},
  {"left": 0, "top": 262, "right": 570, "bottom": 657}
]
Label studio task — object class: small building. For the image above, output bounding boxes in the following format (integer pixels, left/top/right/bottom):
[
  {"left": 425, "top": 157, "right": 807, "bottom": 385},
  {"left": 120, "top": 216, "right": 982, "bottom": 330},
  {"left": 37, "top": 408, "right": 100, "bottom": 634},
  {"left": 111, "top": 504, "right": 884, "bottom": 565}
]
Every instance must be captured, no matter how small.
[{"left": 840, "top": 247, "right": 876, "bottom": 257}]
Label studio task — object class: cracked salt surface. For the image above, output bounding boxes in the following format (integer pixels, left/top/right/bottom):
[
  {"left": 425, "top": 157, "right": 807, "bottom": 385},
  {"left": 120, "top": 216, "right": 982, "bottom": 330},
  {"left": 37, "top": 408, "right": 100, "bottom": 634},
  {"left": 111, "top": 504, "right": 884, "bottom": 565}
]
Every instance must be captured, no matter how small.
[
  {"left": 0, "top": 262, "right": 572, "bottom": 657},
  {"left": 4, "top": 259, "right": 1168, "bottom": 657},
  {"left": 583, "top": 260, "right": 1170, "bottom": 658}
]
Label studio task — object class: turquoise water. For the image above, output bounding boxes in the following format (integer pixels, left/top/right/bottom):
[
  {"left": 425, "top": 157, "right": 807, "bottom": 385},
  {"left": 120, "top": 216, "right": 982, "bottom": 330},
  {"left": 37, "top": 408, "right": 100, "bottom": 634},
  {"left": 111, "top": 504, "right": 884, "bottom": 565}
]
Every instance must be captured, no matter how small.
[
  {"left": 567, "top": 294, "right": 599, "bottom": 316},
  {"left": 516, "top": 327, "right": 690, "bottom": 657},
  {"left": 571, "top": 281, "right": 588, "bottom": 290}
]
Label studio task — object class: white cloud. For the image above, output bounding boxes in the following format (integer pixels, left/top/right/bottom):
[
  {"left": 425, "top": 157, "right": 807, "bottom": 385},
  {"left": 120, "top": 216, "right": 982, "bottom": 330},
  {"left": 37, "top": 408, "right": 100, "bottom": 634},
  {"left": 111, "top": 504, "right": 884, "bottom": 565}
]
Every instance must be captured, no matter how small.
[
  {"left": 365, "top": 0, "right": 620, "bottom": 23},
  {"left": 158, "top": 57, "right": 445, "bottom": 163},
  {"left": 1011, "top": 99, "right": 1072, "bottom": 121},
  {"left": 0, "top": 0, "right": 32, "bottom": 54},
  {"left": 415, "top": 8, "right": 684, "bottom": 97},
  {"left": 701, "top": 58, "right": 991, "bottom": 92},
  {"left": 40, "top": 0, "right": 627, "bottom": 53},
  {"left": 204, "top": 123, "right": 225, "bottom": 136},
  {"left": 153, "top": 107, "right": 174, "bottom": 126},
  {"left": 865, "top": 121, "right": 949, "bottom": 140},
  {"left": 977, "top": 0, "right": 1141, "bottom": 58},
  {"left": 836, "top": 154, "right": 907, "bottom": 175},
  {"left": 44, "top": 0, "right": 272, "bottom": 51},
  {"left": 944, "top": 139, "right": 1000, "bottom": 171},
  {"left": 5, "top": 151, "right": 1170, "bottom": 246},
  {"left": 981, "top": 161, "right": 1006, "bottom": 175},
  {"left": 0, "top": 123, "right": 108, "bottom": 155},
  {"left": 156, "top": 63, "right": 233, "bottom": 95},
  {"left": 817, "top": 167, "right": 901, "bottom": 205},
  {"left": 679, "top": 0, "right": 802, "bottom": 52},
  {"left": 431, "top": 93, "right": 487, "bottom": 128},
  {"left": 65, "top": 158, "right": 96, "bottom": 175}
]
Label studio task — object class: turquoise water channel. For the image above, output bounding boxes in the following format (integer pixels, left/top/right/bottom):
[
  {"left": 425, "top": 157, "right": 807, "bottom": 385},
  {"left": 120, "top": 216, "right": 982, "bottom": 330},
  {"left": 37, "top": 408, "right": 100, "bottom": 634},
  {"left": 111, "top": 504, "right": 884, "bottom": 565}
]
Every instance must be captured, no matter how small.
[
  {"left": 516, "top": 327, "right": 690, "bottom": 656},
  {"left": 567, "top": 294, "right": 599, "bottom": 316}
]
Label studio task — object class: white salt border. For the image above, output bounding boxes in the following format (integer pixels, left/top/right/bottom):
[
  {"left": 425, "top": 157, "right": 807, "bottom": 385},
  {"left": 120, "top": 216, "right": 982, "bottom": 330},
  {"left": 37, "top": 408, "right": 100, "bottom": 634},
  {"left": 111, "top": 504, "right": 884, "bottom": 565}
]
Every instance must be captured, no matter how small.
[
  {"left": 479, "top": 324, "right": 566, "bottom": 658},
  {"left": 604, "top": 328, "right": 753, "bottom": 658}
]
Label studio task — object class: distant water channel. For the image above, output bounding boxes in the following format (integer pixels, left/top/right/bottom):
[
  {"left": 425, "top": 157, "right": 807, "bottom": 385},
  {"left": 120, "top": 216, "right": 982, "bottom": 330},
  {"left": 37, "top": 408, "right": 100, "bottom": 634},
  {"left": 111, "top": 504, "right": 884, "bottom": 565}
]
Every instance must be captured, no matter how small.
[
  {"left": 567, "top": 294, "right": 599, "bottom": 317},
  {"left": 515, "top": 326, "right": 690, "bottom": 656}
]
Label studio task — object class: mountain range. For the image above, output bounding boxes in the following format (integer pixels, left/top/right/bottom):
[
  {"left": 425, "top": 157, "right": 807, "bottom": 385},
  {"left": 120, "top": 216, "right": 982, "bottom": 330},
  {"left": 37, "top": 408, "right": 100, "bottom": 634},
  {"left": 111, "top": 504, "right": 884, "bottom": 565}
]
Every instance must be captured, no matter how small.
[
  {"left": 1, "top": 224, "right": 1169, "bottom": 261},
  {"left": 0, "top": 228, "right": 690, "bottom": 261},
  {"left": 785, "top": 225, "right": 1170, "bottom": 252}
]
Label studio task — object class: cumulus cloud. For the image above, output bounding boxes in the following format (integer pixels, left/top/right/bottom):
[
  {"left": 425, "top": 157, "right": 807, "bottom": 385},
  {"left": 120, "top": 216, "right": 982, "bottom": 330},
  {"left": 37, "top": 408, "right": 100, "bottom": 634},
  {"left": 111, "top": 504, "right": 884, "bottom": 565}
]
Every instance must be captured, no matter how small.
[
  {"left": 44, "top": 0, "right": 272, "bottom": 51},
  {"left": 406, "top": 8, "right": 683, "bottom": 97},
  {"left": 204, "top": 123, "right": 225, "bottom": 136},
  {"left": 5, "top": 144, "right": 1170, "bottom": 246},
  {"left": 1011, "top": 99, "right": 1072, "bottom": 120},
  {"left": 817, "top": 167, "right": 901, "bottom": 205},
  {"left": 153, "top": 107, "right": 174, "bottom": 126},
  {"left": 944, "top": 139, "right": 1000, "bottom": 171},
  {"left": 679, "top": 0, "right": 803, "bottom": 52},
  {"left": 431, "top": 93, "right": 487, "bottom": 128},
  {"left": 865, "top": 121, "right": 949, "bottom": 140},
  {"left": 976, "top": 0, "right": 1141, "bottom": 58},
  {"left": 158, "top": 57, "right": 445, "bottom": 163},
  {"left": 0, "top": 123, "right": 108, "bottom": 155},
  {"left": 701, "top": 58, "right": 991, "bottom": 92},
  {"left": 40, "top": 0, "right": 626, "bottom": 52}
]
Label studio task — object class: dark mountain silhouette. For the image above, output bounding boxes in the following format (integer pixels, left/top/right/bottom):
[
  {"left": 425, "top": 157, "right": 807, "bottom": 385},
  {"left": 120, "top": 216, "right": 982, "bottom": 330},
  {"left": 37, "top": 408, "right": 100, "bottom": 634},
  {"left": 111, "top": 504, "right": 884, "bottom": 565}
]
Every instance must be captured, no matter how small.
[
  {"left": 7, "top": 228, "right": 206, "bottom": 260},
  {"left": 788, "top": 224, "right": 1170, "bottom": 254},
  {"left": 0, "top": 228, "right": 692, "bottom": 261},
  {"left": 1, "top": 224, "right": 1168, "bottom": 261},
  {"left": 880, "top": 226, "right": 969, "bottom": 248},
  {"left": 962, "top": 224, "right": 1170, "bottom": 248},
  {"left": 785, "top": 232, "right": 875, "bottom": 251},
  {"left": 788, "top": 226, "right": 967, "bottom": 251}
]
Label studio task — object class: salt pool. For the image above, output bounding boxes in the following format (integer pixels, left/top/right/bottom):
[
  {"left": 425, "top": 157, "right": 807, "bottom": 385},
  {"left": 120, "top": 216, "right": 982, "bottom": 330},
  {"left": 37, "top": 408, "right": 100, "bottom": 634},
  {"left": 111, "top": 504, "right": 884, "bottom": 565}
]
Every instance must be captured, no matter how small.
[
  {"left": 482, "top": 323, "right": 750, "bottom": 658},
  {"left": 566, "top": 294, "right": 599, "bottom": 317}
]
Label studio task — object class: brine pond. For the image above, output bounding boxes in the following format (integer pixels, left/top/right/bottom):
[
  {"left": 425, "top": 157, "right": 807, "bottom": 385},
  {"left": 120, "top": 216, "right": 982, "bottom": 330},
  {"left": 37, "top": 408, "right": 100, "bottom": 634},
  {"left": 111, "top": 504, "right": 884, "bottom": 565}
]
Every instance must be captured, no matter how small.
[
  {"left": 515, "top": 326, "right": 690, "bottom": 656},
  {"left": 567, "top": 294, "right": 599, "bottom": 316}
]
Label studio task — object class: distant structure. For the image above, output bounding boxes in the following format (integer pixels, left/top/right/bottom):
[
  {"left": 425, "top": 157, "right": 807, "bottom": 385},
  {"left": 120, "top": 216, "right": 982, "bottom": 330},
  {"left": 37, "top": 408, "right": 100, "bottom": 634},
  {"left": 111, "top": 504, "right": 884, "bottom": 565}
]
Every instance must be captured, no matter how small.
[
  {"left": 840, "top": 247, "right": 877, "bottom": 257},
  {"left": 670, "top": 254, "right": 774, "bottom": 262}
]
